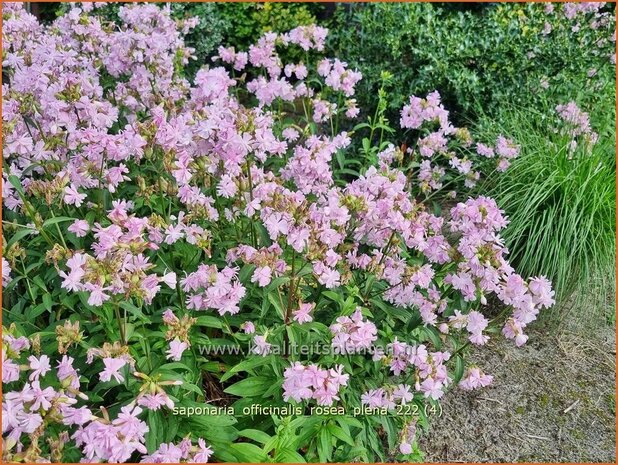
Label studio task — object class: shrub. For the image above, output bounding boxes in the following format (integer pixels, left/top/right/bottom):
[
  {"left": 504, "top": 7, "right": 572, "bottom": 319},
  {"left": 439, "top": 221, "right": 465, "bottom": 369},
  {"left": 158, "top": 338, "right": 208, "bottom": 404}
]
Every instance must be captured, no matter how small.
[
  {"left": 2, "top": 3, "right": 555, "bottom": 463},
  {"left": 328, "top": 2, "right": 616, "bottom": 125},
  {"left": 213, "top": 2, "right": 320, "bottom": 48}
]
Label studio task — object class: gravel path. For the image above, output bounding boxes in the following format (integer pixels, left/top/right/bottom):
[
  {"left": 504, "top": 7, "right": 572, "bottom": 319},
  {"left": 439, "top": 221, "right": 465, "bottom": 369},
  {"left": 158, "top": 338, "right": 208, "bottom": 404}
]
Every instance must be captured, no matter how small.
[{"left": 419, "top": 326, "right": 616, "bottom": 462}]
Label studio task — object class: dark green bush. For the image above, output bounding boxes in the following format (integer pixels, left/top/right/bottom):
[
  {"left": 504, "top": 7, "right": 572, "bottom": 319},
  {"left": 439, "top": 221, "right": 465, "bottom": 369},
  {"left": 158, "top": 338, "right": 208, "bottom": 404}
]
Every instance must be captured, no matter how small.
[{"left": 328, "top": 2, "right": 615, "bottom": 125}]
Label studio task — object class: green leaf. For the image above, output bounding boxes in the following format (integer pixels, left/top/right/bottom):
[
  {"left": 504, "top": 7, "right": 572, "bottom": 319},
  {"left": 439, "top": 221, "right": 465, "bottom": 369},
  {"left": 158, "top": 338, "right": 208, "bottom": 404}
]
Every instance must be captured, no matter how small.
[
  {"left": 7, "top": 228, "right": 35, "bottom": 248},
  {"left": 118, "top": 301, "right": 149, "bottom": 322},
  {"left": 239, "top": 264, "right": 256, "bottom": 283},
  {"left": 224, "top": 376, "right": 273, "bottom": 397},
  {"left": 26, "top": 303, "right": 48, "bottom": 320},
  {"left": 335, "top": 415, "right": 363, "bottom": 430},
  {"left": 327, "top": 423, "right": 355, "bottom": 446},
  {"left": 275, "top": 448, "right": 306, "bottom": 463},
  {"left": 221, "top": 356, "right": 273, "bottom": 382},
  {"left": 229, "top": 443, "right": 268, "bottom": 463},
  {"left": 42, "top": 294, "right": 53, "bottom": 312},
  {"left": 317, "top": 427, "right": 333, "bottom": 462},
  {"left": 157, "top": 362, "right": 192, "bottom": 372},
  {"left": 267, "top": 292, "right": 285, "bottom": 320},
  {"left": 452, "top": 353, "right": 465, "bottom": 384},
  {"left": 146, "top": 410, "right": 164, "bottom": 454},
  {"left": 322, "top": 290, "right": 342, "bottom": 304},
  {"left": 422, "top": 325, "right": 443, "bottom": 350},
  {"left": 32, "top": 276, "right": 48, "bottom": 292},
  {"left": 238, "top": 429, "right": 272, "bottom": 445},
  {"left": 8, "top": 175, "right": 25, "bottom": 197},
  {"left": 179, "top": 382, "right": 204, "bottom": 396},
  {"left": 194, "top": 315, "right": 223, "bottom": 329},
  {"left": 42, "top": 216, "right": 74, "bottom": 229}
]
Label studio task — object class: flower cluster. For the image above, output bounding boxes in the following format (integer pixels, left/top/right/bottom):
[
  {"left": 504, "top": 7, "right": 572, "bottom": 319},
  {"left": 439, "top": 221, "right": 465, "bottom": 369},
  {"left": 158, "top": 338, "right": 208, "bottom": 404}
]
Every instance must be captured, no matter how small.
[
  {"left": 181, "top": 265, "right": 246, "bottom": 315},
  {"left": 372, "top": 341, "right": 452, "bottom": 400},
  {"left": 2, "top": 2, "right": 557, "bottom": 461},
  {"left": 458, "top": 367, "right": 494, "bottom": 391},
  {"left": 556, "top": 101, "right": 599, "bottom": 152},
  {"left": 330, "top": 308, "right": 378, "bottom": 354},
  {"left": 141, "top": 438, "right": 214, "bottom": 463},
  {"left": 562, "top": 2, "right": 606, "bottom": 20},
  {"left": 282, "top": 362, "right": 349, "bottom": 406},
  {"left": 163, "top": 309, "right": 196, "bottom": 361},
  {"left": 361, "top": 384, "right": 414, "bottom": 408},
  {"left": 448, "top": 197, "right": 555, "bottom": 345},
  {"left": 57, "top": 203, "right": 178, "bottom": 307},
  {"left": 398, "top": 422, "right": 418, "bottom": 455},
  {"left": 399, "top": 91, "right": 520, "bottom": 191},
  {"left": 2, "top": 325, "right": 209, "bottom": 463},
  {"left": 543, "top": 2, "right": 616, "bottom": 65}
]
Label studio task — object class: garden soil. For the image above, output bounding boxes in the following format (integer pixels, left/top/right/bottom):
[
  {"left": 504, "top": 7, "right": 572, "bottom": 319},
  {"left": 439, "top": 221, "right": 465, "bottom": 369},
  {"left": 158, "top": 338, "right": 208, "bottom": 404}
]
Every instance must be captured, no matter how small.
[{"left": 419, "top": 325, "right": 616, "bottom": 462}]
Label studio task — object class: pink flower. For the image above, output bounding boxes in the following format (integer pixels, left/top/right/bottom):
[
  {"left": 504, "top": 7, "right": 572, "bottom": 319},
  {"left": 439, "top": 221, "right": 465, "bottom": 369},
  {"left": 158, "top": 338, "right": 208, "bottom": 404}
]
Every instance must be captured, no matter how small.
[
  {"left": 251, "top": 265, "right": 272, "bottom": 287},
  {"left": 138, "top": 393, "right": 174, "bottom": 411},
  {"left": 68, "top": 219, "right": 90, "bottom": 237},
  {"left": 241, "top": 321, "right": 255, "bottom": 334},
  {"left": 2, "top": 352, "right": 20, "bottom": 383},
  {"left": 399, "top": 442, "right": 413, "bottom": 455},
  {"left": 459, "top": 367, "right": 493, "bottom": 391},
  {"left": 282, "top": 362, "right": 348, "bottom": 406},
  {"left": 330, "top": 308, "right": 377, "bottom": 354},
  {"left": 194, "top": 438, "right": 214, "bottom": 462},
  {"left": 61, "top": 406, "right": 93, "bottom": 426},
  {"left": 502, "top": 319, "right": 529, "bottom": 346},
  {"left": 28, "top": 355, "right": 51, "bottom": 381},
  {"left": 392, "top": 384, "right": 414, "bottom": 404},
  {"left": 264, "top": 212, "right": 290, "bottom": 240},
  {"left": 466, "top": 310, "right": 489, "bottom": 345},
  {"left": 160, "top": 271, "right": 177, "bottom": 288},
  {"left": 476, "top": 143, "right": 495, "bottom": 158},
  {"left": 84, "top": 283, "right": 111, "bottom": 306},
  {"left": 64, "top": 184, "right": 86, "bottom": 207},
  {"left": 419, "top": 378, "right": 444, "bottom": 400},
  {"left": 529, "top": 276, "right": 555, "bottom": 308},
  {"left": 100, "top": 357, "right": 126, "bottom": 383},
  {"left": 164, "top": 224, "right": 184, "bottom": 244},
  {"left": 314, "top": 263, "right": 340, "bottom": 289},
  {"left": 29, "top": 380, "right": 55, "bottom": 411},
  {"left": 163, "top": 309, "right": 179, "bottom": 325},
  {"left": 2, "top": 257, "right": 11, "bottom": 288},
  {"left": 293, "top": 303, "right": 314, "bottom": 324},
  {"left": 166, "top": 338, "right": 188, "bottom": 361},
  {"left": 282, "top": 127, "right": 299, "bottom": 142},
  {"left": 251, "top": 335, "right": 272, "bottom": 356}
]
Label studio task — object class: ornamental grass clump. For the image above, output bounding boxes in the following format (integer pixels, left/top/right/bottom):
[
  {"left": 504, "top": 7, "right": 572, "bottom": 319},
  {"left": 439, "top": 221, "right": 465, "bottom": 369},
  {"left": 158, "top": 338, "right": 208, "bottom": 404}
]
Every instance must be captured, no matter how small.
[
  {"left": 479, "top": 100, "right": 615, "bottom": 321},
  {"left": 2, "top": 3, "right": 554, "bottom": 462}
]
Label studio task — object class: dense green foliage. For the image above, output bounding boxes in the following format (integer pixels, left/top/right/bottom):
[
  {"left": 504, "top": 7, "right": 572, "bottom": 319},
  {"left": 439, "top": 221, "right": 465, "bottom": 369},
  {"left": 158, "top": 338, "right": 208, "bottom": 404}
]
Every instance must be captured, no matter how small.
[{"left": 328, "top": 2, "right": 616, "bottom": 124}]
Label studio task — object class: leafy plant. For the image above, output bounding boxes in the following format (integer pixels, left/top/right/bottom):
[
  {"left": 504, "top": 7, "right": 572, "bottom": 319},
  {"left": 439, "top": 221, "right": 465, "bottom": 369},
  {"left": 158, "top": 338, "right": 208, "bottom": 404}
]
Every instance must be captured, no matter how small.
[{"left": 0, "top": 3, "right": 573, "bottom": 464}]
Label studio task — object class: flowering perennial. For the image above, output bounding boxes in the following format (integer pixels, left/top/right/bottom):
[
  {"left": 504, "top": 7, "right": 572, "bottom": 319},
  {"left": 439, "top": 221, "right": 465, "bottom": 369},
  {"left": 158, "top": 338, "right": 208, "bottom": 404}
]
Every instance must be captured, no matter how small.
[{"left": 2, "top": 3, "right": 555, "bottom": 462}]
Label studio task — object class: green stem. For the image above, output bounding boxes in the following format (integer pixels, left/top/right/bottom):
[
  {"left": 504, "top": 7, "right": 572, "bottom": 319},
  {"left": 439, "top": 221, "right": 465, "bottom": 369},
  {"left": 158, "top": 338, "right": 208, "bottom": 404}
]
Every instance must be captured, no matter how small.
[
  {"left": 244, "top": 161, "right": 258, "bottom": 247},
  {"left": 20, "top": 258, "right": 36, "bottom": 303},
  {"left": 49, "top": 209, "right": 68, "bottom": 249},
  {"left": 113, "top": 300, "right": 126, "bottom": 345}
]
